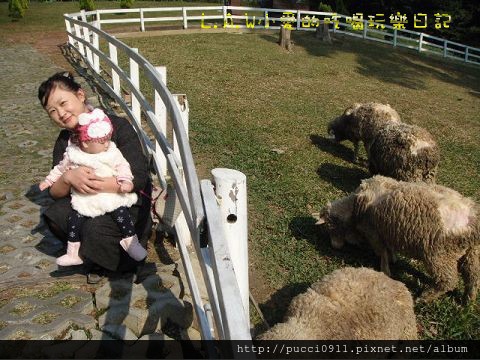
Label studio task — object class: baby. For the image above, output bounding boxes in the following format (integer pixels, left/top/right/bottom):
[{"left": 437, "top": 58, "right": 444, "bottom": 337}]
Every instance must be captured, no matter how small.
[{"left": 40, "top": 108, "right": 147, "bottom": 266}]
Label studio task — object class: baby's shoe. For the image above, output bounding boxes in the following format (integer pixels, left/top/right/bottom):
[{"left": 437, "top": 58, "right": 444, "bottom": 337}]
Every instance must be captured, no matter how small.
[
  {"left": 57, "top": 241, "right": 83, "bottom": 266},
  {"left": 120, "top": 235, "right": 147, "bottom": 261}
]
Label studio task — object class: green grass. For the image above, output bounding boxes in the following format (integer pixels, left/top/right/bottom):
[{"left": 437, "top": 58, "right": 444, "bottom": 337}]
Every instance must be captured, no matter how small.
[
  {"left": 0, "top": 1, "right": 221, "bottom": 41},
  {"left": 1, "top": 1, "right": 479, "bottom": 340},
  {"left": 121, "top": 30, "right": 480, "bottom": 338}
]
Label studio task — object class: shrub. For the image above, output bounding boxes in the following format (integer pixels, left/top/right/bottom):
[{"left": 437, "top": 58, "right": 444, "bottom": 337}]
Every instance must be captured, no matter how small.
[
  {"left": 120, "top": 0, "right": 134, "bottom": 9},
  {"left": 318, "top": 2, "right": 332, "bottom": 12},
  {"left": 79, "top": 0, "right": 95, "bottom": 11},
  {"left": 8, "top": 0, "right": 25, "bottom": 19}
]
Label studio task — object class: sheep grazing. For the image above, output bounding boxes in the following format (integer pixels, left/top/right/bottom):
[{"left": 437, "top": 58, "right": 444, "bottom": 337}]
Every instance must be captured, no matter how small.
[
  {"left": 318, "top": 175, "right": 480, "bottom": 303},
  {"left": 258, "top": 267, "right": 418, "bottom": 340},
  {"left": 368, "top": 123, "right": 440, "bottom": 183},
  {"left": 327, "top": 102, "right": 439, "bottom": 183},
  {"left": 327, "top": 102, "right": 401, "bottom": 163}
]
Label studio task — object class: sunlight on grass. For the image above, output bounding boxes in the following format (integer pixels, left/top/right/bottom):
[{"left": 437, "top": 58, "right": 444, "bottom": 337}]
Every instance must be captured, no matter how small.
[
  {"left": 1, "top": 1, "right": 478, "bottom": 339},
  {"left": 124, "top": 30, "right": 480, "bottom": 337}
]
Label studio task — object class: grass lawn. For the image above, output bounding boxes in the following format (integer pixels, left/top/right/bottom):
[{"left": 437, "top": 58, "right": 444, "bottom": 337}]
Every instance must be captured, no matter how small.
[
  {"left": 121, "top": 30, "right": 480, "bottom": 339},
  {"left": 2, "top": 1, "right": 480, "bottom": 340}
]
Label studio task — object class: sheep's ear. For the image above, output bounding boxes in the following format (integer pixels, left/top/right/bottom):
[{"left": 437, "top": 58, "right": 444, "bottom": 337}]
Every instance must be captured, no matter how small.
[
  {"left": 345, "top": 103, "right": 360, "bottom": 116},
  {"left": 312, "top": 212, "right": 326, "bottom": 225}
]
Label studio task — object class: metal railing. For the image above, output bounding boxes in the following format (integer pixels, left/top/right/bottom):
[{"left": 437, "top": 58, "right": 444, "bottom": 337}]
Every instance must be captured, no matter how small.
[
  {"left": 72, "top": 5, "right": 480, "bottom": 66},
  {"left": 63, "top": 10, "right": 251, "bottom": 342}
]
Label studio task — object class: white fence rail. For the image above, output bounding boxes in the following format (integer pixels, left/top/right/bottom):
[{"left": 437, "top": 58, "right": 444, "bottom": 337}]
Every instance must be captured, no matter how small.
[
  {"left": 63, "top": 10, "right": 251, "bottom": 343},
  {"left": 63, "top": 3, "right": 478, "bottom": 342},
  {"left": 69, "top": 5, "right": 480, "bottom": 66}
]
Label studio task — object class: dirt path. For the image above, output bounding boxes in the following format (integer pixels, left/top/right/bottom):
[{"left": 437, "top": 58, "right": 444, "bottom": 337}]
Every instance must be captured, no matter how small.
[{"left": 5, "top": 30, "right": 73, "bottom": 71}]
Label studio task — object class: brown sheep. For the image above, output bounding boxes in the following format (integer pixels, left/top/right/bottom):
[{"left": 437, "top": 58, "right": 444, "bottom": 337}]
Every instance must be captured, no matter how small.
[
  {"left": 368, "top": 123, "right": 440, "bottom": 183},
  {"left": 327, "top": 102, "right": 401, "bottom": 163},
  {"left": 327, "top": 103, "right": 439, "bottom": 183},
  {"left": 258, "top": 267, "right": 418, "bottom": 340},
  {"left": 318, "top": 176, "right": 480, "bottom": 303}
]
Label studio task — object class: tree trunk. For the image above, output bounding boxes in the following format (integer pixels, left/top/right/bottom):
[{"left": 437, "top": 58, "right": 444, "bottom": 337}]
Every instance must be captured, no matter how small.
[
  {"left": 279, "top": 26, "right": 293, "bottom": 51},
  {"left": 316, "top": 21, "right": 332, "bottom": 43}
]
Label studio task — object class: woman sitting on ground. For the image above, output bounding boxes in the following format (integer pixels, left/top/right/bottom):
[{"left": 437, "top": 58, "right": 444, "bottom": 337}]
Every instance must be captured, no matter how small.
[{"left": 38, "top": 71, "right": 152, "bottom": 281}]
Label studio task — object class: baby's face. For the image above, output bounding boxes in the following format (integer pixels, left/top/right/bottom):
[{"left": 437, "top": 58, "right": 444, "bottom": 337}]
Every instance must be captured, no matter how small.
[{"left": 81, "top": 140, "right": 109, "bottom": 154}]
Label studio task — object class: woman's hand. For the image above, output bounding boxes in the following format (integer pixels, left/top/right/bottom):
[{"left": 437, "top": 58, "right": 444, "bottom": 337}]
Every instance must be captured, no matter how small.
[
  {"left": 64, "top": 166, "right": 102, "bottom": 194},
  {"left": 90, "top": 176, "right": 123, "bottom": 193}
]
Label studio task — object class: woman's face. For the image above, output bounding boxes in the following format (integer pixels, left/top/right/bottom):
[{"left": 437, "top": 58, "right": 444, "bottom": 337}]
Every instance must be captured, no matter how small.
[{"left": 45, "top": 87, "right": 87, "bottom": 130}]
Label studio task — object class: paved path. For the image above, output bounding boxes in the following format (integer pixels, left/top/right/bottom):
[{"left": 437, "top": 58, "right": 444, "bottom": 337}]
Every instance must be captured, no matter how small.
[{"left": 0, "top": 44, "right": 203, "bottom": 354}]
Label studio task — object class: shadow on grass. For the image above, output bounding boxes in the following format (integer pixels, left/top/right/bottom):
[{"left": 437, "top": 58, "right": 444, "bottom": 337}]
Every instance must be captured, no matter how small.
[
  {"left": 287, "top": 215, "right": 434, "bottom": 302},
  {"left": 256, "top": 281, "right": 310, "bottom": 335},
  {"left": 310, "top": 134, "right": 354, "bottom": 163},
  {"left": 317, "top": 162, "right": 369, "bottom": 193},
  {"left": 257, "top": 216, "right": 378, "bottom": 332},
  {"left": 289, "top": 215, "right": 377, "bottom": 267},
  {"left": 291, "top": 32, "right": 480, "bottom": 93}
]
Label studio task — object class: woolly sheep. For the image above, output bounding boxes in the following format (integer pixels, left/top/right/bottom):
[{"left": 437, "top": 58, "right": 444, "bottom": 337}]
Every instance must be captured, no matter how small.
[
  {"left": 327, "top": 102, "right": 401, "bottom": 163},
  {"left": 327, "top": 103, "right": 439, "bottom": 183},
  {"left": 368, "top": 122, "right": 440, "bottom": 183},
  {"left": 258, "top": 267, "right": 418, "bottom": 340},
  {"left": 318, "top": 175, "right": 480, "bottom": 303}
]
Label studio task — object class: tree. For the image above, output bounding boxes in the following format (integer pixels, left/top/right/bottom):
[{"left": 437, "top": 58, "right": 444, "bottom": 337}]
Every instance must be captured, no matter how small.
[
  {"left": 120, "top": 0, "right": 134, "bottom": 9},
  {"left": 79, "top": 0, "right": 96, "bottom": 11},
  {"left": 8, "top": 0, "right": 26, "bottom": 19}
]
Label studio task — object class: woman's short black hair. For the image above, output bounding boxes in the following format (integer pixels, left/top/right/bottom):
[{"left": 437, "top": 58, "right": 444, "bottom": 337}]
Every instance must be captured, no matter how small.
[{"left": 38, "top": 71, "right": 82, "bottom": 108}]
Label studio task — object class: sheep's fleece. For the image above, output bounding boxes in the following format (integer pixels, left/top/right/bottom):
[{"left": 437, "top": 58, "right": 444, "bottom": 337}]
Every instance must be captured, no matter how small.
[
  {"left": 327, "top": 103, "right": 439, "bottom": 183},
  {"left": 327, "top": 102, "right": 401, "bottom": 160},
  {"left": 258, "top": 267, "right": 418, "bottom": 340},
  {"left": 319, "top": 176, "right": 480, "bottom": 303},
  {"left": 368, "top": 122, "right": 440, "bottom": 183}
]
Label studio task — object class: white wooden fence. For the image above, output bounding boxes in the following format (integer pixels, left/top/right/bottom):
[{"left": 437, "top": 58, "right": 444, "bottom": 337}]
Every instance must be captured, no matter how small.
[
  {"left": 63, "top": 10, "right": 252, "bottom": 343},
  {"left": 73, "top": 5, "right": 480, "bottom": 66},
  {"left": 64, "top": 3, "right": 479, "bottom": 343}
]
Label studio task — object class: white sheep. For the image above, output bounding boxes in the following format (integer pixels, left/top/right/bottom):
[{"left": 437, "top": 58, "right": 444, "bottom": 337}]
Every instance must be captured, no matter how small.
[{"left": 258, "top": 267, "right": 418, "bottom": 340}]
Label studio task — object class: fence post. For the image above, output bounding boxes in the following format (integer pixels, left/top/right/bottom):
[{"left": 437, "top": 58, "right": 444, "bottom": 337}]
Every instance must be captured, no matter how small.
[
  {"left": 172, "top": 93, "right": 192, "bottom": 248},
  {"left": 363, "top": 19, "right": 367, "bottom": 39},
  {"left": 443, "top": 40, "right": 448, "bottom": 57},
  {"left": 65, "top": 19, "right": 74, "bottom": 46},
  {"left": 96, "top": 10, "right": 101, "bottom": 30},
  {"left": 130, "top": 48, "right": 141, "bottom": 127},
  {"left": 109, "top": 43, "right": 121, "bottom": 96},
  {"left": 393, "top": 28, "right": 397, "bottom": 47},
  {"left": 211, "top": 168, "right": 249, "bottom": 328},
  {"left": 74, "top": 23, "right": 85, "bottom": 56},
  {"left": 92, "top": 23, "right": 100, "bottom": 74},
  {"left": 418, "top": 33, "right": 423, "bottom": 52},
  {"left": 154, "top": 66, "right": 168, "bottom": 179},
  {"left": 80, "top": 10, "right": 94, "bottom": 67},
  {"left": 140, "top": 8, "right": 145, "bottom": 32},
  {"left": 183, "top": 7, "right": 188, "bottom": 29},
  {"left": 173, "top": 95, "right": 189, "bottom": 165},
  {"left": 465, "top": 47, "right": 469, "bottom": 62},
  {"left": 296, "top": 10, "right": 301, "bottom": 30}
]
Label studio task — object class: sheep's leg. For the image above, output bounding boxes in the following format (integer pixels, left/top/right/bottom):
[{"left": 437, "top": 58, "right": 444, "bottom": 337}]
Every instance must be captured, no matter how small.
[
  {"left": 380, "top": 248, "right": 391, "bottom": 277},
  {"left": 419, "top": 255, "right": 459, "bottom": 303},
  {"left": 459, "top": 245, "right": 480, "bottom": 304},
  {"left": 367, "top": 232, "right": 391, "bottom": 276},
  {"left": 353, "top": 141, "right": 360, "bottom": 163}
]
